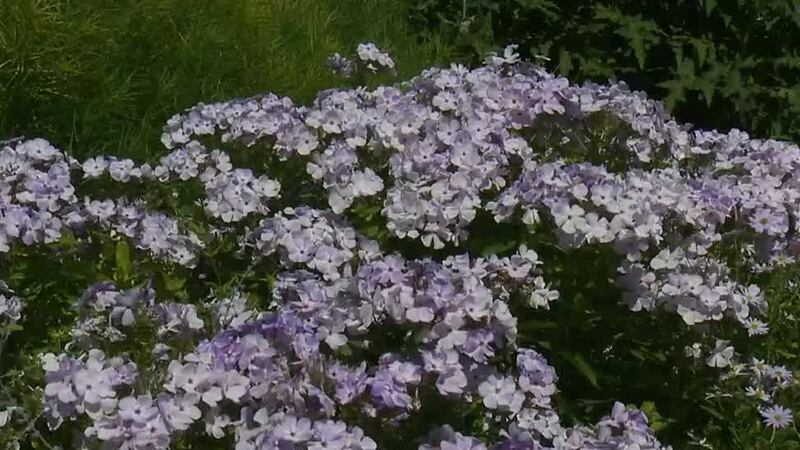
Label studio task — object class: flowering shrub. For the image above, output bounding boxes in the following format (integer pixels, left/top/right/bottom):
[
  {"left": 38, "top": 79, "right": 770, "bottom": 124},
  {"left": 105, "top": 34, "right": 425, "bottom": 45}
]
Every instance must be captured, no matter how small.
[{"left": 1, "top": 44, "right": 799, "bottom": 449}]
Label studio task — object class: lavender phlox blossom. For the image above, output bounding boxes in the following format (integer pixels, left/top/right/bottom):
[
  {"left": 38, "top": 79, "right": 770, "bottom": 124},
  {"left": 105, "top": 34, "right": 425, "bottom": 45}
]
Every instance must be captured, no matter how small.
[
  {"left": 72, "top": 283, "right": 155, "bottom": 344},
  {"left": 478, "top": 375, "right": 525, "bottom": 413},
  {"left": 202, "top": 168, "right": 280, "bottom": 222},
  {"left": 90, "top": 396, "right": 171, "bottom": 450},
  {"left": 253, "top": 207, "right": 371, "bottom": 280},
  {"left": 572, "top": 401, "right": 669, "bottom": 449},
  {"left": 156, "top": 393, "right": 201, "bottom": 432},
  {"left": 156, "top": 302, "right": 204, "bottom": 337},
  {"left": 366, "top": 355, "right": 421, "bottom": 412},
  {"left": 77, "top": 198, "right": 204, "bottom": 266},
  {"left": 211, "top": 291, "right": 257, "bottom": 330},
  {"left": 42, "top": 350, "right": 138, "bottom": 430},
  {"left": 356, "top": 43, "right": 396, "bottom": 73},
  {"left": 328, "top": 52, "right": 356, "bottom": 79},
  {"left": 706, "top": 340, "right": 735, "bottom": 368},
  {"left": 420, "top": 426, "right": 489, "bottom": 450}
]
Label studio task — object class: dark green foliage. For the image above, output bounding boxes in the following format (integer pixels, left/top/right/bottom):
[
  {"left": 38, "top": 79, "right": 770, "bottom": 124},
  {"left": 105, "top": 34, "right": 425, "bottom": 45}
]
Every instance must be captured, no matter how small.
[
  {"left": 467, "top": 214, "right": 721, "bottom": 446},
  {"left": 408, "top": 0, "right": 800, "bottom": 141}
]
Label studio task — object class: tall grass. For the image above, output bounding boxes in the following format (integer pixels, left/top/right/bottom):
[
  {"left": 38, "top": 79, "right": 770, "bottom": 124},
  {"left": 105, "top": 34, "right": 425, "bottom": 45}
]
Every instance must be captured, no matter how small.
[{"left": 0, "top": 0, "right": 451, "bottom": 159}]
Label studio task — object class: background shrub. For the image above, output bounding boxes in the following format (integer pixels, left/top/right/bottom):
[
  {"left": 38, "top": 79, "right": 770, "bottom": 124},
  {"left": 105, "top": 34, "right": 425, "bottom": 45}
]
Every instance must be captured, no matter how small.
[{"left": 408, "top": 0, "right": 800, "bottom": 141}]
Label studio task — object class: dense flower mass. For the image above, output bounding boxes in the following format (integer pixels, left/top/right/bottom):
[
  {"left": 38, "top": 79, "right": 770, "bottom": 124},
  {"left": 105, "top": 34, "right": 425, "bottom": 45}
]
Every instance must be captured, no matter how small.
[{"left": 1, "top": 44, "right": 799, "bottom": 449}]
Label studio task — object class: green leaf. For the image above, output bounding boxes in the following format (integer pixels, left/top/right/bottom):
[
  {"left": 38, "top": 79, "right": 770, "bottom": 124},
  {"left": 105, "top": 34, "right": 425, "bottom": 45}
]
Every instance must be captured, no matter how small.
[
  {"left": 566, "top": 353, "right": 600, "bottom": 388},
  {"left": 695, "top": 75, "right": 716, "bottom": 107},
  {"left": 514, "top": 0, "right": 561, "bottom": 21},
  {"left": 629, "top": 349, "right": 647, "bottom": 361},
  {"left": 58, "top": 230, "right": 80, "bottom": 249},
  {"left": 2, "top": 323, "right": 24, "bottom": 333},
  {"left": 639, "top": 401, "right": 667, "bottom": 432},
  {"left": 690, "top": 37, "right": 711, "bottom": 67},
  {"left": 162, "top": 272, "right": 186, "bottom": 293},
  {"left": 700, "top": 404, "right": 726, "bottom": 421},
  {"left": 519, "top": 319, "right": 559, "bottom": 331},
  {"left": 335, "top": 344, "right": 353, "bottom": 358},
  {"left": 115, "top": 240, "right": 131, "bottom": 280},
  {"left": 479, "top": 240, "right": 518, "bottom": 257},
  {"left": 594, "top": 5, "right": 661, "bottom": 69},
  {"left": 558, "top": 48, "right": 573, "bottom": 75},
  {"left": 704, "top": 0, "right": 717, "bottom": 16}
]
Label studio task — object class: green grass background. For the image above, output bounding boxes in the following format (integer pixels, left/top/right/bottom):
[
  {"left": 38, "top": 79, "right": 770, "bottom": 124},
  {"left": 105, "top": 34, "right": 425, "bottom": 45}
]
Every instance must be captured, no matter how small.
[{"left": 0, "top": 0, "right": 450, "bottom": 159}]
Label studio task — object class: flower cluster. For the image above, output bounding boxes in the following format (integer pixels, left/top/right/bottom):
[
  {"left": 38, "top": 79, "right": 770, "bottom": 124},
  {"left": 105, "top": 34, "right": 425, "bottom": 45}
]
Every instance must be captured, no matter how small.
[
  {"left": 252, "top": 206, "right": 376, "bottom": 280},
  {"left": 157, "top": 44, "right": 794, "bottom": 330},
  {"left": 0, "top": 139, "right": 204, "bottom": 267},
  {"left": 356, "top": 43, "right": 396, "bottom": 74},
  {"left": 709, "top": 356, "right": 798, "bottom": 430},
  {"left": 419, "top": 401, "right": 666, "bottom": 450},
  {"left": 328, "top": 52, "right": 357, "bottom": 79},
  {"left": 160, "top": 94, "right": 313, "bottom": 154},
  {"left": 3, "top": 44, "right": 800, "bottom": 449},
  {"left": 71, "top": 281, "right": 205, "bottom": 357},
  {"left": 327, "top": 43, "right": 396, "bottom": 79},
  {"left": 71, "top": 283, "right": 156, "bottom": 344},
  {"left": 80, "top": 198, "right": 204, "bottom": 266},
  {"left": 41, "top": 350, "right": 138, "bottom": 430},
  {"left": 209, "top": 290, "right": 259, "bottom": 330},
  {"left": 84, "top": 140, "right": 282, "bottom": 224},
  {"left": 0, "top": 138, "right": 73, "bottom": 251}
]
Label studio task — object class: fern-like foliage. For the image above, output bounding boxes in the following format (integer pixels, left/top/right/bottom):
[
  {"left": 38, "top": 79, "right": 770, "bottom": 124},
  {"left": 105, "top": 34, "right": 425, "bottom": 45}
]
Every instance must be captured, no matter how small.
[{"left": 408, "top": 0, "right": 800, "bottom": 141}]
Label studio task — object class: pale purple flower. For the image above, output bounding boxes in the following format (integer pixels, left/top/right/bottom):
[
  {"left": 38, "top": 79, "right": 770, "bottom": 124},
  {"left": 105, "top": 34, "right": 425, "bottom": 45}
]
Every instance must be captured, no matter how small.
[
  {"left": 760, "top": 405, "right": 793, "bottom": 429},
  {"left": 743, "top": 318, "right": 769, "bottom": 336},
  {"left": 118, "top": 395, "right": 158, "bottom": 424},
  {"left": 274, "top": 415, "right": 314, "bottom": 443}
]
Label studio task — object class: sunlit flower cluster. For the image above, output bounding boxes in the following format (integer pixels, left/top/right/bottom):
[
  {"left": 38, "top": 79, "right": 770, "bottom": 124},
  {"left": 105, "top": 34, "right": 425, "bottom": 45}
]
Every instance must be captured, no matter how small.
[{"left": 2, "top": 44, "right": 798, "bottom": 448}]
